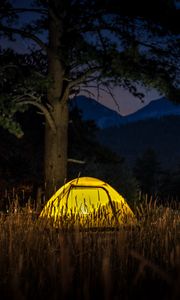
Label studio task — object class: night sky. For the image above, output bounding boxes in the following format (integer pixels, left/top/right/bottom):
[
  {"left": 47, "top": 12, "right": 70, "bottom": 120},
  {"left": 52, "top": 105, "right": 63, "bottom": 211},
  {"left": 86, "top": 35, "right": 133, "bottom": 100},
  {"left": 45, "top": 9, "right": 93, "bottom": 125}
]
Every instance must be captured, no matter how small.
[{"left": 3, "top": 0, "right": 179, "bottom": 115}]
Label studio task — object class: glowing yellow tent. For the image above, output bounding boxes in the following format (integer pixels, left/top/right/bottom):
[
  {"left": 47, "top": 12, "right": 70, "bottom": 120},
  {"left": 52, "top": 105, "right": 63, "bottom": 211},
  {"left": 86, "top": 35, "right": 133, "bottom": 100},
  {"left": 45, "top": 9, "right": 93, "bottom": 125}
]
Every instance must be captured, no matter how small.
[{"left": 39, "top": 177, "right": 136, "bottom": 227}]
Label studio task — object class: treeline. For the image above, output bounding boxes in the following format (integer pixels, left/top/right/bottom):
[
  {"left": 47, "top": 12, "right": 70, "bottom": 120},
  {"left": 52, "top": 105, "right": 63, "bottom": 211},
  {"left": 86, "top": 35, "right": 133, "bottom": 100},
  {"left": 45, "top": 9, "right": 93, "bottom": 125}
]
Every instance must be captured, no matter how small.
[
  {"left": 0, "top": 108, "right": 179, "bottom": 208},
  {"left": 99, "top": 116, "right": 180, "bottom": 170},
  {"left": 133, "top": 148, "right": 180, "bottom": 204}
]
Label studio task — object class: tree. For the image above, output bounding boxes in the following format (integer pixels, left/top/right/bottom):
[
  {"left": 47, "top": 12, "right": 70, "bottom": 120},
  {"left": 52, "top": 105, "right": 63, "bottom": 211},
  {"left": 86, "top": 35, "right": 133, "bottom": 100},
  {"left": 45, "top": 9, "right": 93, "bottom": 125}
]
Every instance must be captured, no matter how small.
[
  {"left": 133, "top": 148, "right": 161, "bottom": 199},
  {"left": 0, "top": 0, "right": 180, "bottom": 197},
  {"left": 159, "top": 167, "right": 180, "bottom": 203}
]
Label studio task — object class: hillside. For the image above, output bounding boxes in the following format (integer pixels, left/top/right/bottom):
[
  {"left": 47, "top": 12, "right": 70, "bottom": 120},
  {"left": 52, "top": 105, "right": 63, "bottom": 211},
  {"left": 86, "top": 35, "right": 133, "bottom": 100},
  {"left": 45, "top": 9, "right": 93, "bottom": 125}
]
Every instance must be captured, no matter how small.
[
  {"left": 97, "top": 115, "right": 180, "bottom": 169},
  {"left": 70, "top": 96, "right": 180, "bottom": 170}
]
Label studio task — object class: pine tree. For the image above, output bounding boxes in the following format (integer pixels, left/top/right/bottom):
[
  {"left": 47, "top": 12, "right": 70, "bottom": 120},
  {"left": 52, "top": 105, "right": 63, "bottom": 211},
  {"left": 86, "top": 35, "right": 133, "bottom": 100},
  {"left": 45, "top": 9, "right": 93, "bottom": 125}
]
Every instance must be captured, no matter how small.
[{"left": 0, "top": 0, "right": 179, "bottom": 197}]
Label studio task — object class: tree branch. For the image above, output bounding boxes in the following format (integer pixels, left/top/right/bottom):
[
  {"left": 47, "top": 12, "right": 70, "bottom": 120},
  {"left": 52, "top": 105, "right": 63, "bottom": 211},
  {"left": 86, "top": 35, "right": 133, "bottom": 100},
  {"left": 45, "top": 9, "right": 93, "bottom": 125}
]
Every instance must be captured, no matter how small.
[
  {"left": 0, "top": 25, "right": 48, "bottom": 53},
  {"left": 0, "top": 8, "right": 48, "bottom": 19},
  {"left": 68, "top": 158, "right": 86, "bottom": 164},
  {"left": 61, "top": 67, "right": 101, "bottom": 103},
  {"left": 16, "top": 95, "right": 56, "bottom": 133},
  {"left": 5, "top": 8, "right": 48, "bottom": 14},
  {"left": 48, "top": 7, "right": 61, "bottom": 25},
  {"left": 69, "top": 67, "right": 102, "bottom": 89}
]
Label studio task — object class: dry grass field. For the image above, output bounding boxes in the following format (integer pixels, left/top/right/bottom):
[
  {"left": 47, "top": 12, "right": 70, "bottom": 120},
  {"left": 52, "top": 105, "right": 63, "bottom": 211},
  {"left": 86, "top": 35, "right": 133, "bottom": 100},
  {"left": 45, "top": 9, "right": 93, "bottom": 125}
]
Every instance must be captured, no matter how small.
[{"left": 0, "top": 195, "right": 179, "bottom": 300}]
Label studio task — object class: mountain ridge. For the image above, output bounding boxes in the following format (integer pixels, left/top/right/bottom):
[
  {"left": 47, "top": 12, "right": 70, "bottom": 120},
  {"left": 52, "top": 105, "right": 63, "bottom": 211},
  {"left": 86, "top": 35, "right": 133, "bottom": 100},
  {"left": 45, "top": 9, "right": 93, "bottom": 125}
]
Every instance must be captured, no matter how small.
[
  {"left": 70, "top": 96, "right": 180, "bottom": 128},
  {"left": 125, "top": 97, "right": 180, "bottom": 123},
  {"left": 70, "top": 95, "right": 180, "bottom": 169}
]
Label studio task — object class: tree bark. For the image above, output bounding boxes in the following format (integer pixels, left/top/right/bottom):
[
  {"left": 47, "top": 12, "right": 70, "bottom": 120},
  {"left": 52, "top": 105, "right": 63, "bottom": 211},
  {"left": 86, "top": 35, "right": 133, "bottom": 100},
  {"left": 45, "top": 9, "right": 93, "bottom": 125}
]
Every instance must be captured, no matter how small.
[
  {"left": 44, "top": 4, "right": 68, "bottom": 199},
  {"left": 44, "top": 101, "right": 68, "bottom": 199}
]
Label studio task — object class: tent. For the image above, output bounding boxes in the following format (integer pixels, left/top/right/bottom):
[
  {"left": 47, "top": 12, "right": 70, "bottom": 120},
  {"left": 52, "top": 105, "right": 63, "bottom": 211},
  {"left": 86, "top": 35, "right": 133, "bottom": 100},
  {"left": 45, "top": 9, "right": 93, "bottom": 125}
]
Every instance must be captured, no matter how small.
[{"left": 39, "top": 177, "right": 136, "bottom": 227}]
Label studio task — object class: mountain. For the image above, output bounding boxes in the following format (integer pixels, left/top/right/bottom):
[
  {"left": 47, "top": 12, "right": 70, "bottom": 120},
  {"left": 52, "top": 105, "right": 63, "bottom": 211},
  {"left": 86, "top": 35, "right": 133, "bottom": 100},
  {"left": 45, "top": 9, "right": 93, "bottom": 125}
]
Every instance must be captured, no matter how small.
[
  {"left": 70, "top": 96, "right": 180, "bottom": 128},
  {"left": 70, "top": 96, "right": 180, "bottom": 169},
  {"left": 70, "top": 96, "right": 124, "bottom": 128},
  {"left": 125, "top": 97, "right": 180, "bottom": 123}
]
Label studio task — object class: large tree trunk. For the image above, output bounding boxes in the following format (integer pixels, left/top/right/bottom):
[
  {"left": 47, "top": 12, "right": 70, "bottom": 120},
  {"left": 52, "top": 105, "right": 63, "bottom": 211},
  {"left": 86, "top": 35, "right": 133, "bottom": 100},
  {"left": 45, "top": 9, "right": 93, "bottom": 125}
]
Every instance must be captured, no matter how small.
[
  {"left": 44, "top": 5, "right": 68, "bottom": 199},
  {"left": 44, "top": 101, "right": 68, "bottom": 199}
]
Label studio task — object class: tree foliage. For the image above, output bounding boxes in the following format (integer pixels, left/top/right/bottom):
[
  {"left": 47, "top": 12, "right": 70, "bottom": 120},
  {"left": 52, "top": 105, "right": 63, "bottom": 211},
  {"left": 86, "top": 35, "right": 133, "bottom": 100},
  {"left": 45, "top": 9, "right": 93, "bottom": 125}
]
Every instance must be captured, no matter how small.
[{"left": 0, "top": 1, "right": 179, "bottom": 113}]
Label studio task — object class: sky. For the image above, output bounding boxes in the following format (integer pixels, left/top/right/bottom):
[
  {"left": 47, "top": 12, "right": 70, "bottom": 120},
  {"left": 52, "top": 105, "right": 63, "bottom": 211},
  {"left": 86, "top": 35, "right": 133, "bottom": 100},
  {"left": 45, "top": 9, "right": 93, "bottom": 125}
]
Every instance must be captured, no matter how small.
[
  {"left": 3, "top": 0, "right": 176, "bottom": 116},
  {"left": 2, "top": 34, "right": 162, "bottom": 116},
  {"left": 84, "top": 86, "right": 161, "bottom": 116}
]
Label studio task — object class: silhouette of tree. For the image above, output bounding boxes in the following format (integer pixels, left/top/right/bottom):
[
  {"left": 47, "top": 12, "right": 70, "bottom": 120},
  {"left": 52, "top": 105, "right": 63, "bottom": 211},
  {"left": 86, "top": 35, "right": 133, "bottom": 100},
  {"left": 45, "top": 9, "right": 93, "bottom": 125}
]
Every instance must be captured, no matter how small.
[{"left": 133, "top": 148, "right": 161, "bottom": 199}]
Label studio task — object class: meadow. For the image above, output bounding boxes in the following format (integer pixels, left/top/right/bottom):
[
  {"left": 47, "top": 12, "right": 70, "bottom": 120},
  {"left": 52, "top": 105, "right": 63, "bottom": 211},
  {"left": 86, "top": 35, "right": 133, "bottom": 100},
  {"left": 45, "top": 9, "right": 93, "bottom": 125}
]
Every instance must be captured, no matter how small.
[{"left": 0, "top": 193, "right": 179, "bottom": 300}]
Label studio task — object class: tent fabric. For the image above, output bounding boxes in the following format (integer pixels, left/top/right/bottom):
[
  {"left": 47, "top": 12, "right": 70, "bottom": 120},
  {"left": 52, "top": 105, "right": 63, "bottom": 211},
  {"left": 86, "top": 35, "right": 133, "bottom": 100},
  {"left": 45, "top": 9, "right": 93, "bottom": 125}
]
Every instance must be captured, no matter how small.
[{"left": 39, "top": 177, "right": 136, "bottom": 227}]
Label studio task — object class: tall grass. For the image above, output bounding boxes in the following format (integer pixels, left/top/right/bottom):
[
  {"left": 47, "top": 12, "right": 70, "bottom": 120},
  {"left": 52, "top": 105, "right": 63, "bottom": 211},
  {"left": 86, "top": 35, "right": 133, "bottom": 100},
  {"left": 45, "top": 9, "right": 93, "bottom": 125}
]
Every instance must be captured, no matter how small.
[{"left": 0, "top": 195, "right": 179, "bottom": 300}]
